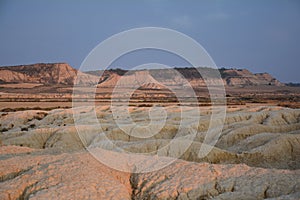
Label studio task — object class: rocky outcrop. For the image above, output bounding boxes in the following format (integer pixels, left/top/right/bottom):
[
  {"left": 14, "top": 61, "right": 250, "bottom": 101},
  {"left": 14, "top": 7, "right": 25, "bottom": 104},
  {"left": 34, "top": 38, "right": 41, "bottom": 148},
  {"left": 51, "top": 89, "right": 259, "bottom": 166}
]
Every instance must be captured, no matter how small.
[
  {"left": 0, "top": 69, "right": 31, "bottom": 83},
  {"left": 89, "top": 67, "right": 284, "bottom": 88},
  {"left": 0, "top": 63, "right": 284, "bottom": 87},
  {"left": 0, "top": 63, "right": 98, "bottom": 85},
  {"left": 221, "top": 69, "right": 284, "bottom": 86}
]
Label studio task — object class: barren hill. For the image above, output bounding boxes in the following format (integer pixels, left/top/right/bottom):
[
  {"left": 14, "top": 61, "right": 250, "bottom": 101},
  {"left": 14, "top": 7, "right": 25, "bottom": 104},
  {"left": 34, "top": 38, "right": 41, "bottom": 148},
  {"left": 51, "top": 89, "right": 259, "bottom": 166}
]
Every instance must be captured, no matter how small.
[
  {"left": 0, "top": 63, "right": 98, "bottom": 86},
  {"left": 220, "top": 68, "right": 283, "bottom": 86},
  {"left": 0, "top": 63, "right": 283, "bottom": 87},
  {"left": 87, "top": 67, "right": 284, "bottom": 88}
]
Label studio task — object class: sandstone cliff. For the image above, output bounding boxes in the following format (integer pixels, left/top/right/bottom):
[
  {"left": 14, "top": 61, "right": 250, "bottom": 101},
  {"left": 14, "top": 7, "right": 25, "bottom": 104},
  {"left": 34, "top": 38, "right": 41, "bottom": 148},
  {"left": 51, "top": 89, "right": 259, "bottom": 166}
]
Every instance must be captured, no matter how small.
[
  {"left": 0, "top": 63, "right": 283, "bottom": 87},
  {"left": 88, "top": 67, "right": 284, "bottom": 88},
  {"left": 0, "top": 63, "right": 98, "bottom": 86}
]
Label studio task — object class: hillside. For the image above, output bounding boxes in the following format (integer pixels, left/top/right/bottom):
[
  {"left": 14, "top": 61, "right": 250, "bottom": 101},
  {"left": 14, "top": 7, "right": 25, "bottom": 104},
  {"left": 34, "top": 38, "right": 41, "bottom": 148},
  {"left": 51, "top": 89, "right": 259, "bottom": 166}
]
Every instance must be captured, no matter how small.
[
  {"left": 0, "top": 63, "right": 98, "bottom": 86},
  {"left": 86, "top": 67, "right": 284, "bottom": 88},
  {"left": 0, "top": 63, "right": 284, "bottom": 88}
]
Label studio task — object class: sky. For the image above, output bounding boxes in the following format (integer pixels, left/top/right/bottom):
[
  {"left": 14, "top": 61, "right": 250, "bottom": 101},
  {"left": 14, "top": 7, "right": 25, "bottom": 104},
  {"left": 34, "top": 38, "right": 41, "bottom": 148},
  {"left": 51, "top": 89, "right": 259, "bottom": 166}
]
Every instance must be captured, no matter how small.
[{"left": 0, "top": 0, "right": 299, "bottom": 83}]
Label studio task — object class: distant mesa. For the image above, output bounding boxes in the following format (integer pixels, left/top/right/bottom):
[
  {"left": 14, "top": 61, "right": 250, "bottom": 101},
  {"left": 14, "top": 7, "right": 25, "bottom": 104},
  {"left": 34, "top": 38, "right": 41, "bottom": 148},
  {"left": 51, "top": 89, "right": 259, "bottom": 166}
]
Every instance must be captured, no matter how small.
[
  {"left": 0, "top": 63, "right": 98, "bottom": 86},
  {"left": 88, "top": 66, "right": 284, "bottom": 88},
  {"left": 220, "top": 68, "right": 283, "bottom": 86},
  {"left": 0, "top": 62, "right": 284, "bottom": 87}
]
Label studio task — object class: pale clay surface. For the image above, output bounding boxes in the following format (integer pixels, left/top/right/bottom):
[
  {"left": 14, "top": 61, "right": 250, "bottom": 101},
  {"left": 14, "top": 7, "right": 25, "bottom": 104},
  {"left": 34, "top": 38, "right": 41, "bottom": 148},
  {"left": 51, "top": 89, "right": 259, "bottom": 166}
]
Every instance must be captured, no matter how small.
[{"left": 0, "top": 105, "right": 300, "bottom": 199}]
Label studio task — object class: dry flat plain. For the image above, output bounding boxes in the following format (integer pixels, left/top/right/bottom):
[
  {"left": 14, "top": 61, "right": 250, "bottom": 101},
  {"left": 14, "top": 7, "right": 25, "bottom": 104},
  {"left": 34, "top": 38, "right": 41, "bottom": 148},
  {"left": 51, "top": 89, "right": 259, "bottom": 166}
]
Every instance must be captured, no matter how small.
[{"left": 0, "top": 104, "right": 300, "bottom": 199}]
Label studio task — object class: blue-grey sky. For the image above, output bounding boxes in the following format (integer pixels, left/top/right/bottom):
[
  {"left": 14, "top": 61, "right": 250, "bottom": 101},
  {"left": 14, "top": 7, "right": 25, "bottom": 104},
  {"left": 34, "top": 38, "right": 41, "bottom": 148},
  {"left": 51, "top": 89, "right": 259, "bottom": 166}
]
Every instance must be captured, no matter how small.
[{"left": 0, "top": 0, "right": 299, "bottom": 82}]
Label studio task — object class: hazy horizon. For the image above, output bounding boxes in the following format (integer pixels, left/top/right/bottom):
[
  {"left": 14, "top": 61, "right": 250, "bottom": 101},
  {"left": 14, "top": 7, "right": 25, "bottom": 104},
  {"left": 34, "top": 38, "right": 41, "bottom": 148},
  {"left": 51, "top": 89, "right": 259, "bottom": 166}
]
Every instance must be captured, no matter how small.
[{"left": 0, "top": 0, "right": 299, "bottom": 82}]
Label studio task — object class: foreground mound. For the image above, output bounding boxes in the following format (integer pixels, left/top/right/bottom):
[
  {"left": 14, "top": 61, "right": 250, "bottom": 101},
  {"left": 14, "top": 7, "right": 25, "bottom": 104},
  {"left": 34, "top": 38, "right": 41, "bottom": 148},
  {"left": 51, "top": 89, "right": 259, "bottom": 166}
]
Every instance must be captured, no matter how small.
[{"left": 0, "top": 146, "right": 299, "bottom": 200}]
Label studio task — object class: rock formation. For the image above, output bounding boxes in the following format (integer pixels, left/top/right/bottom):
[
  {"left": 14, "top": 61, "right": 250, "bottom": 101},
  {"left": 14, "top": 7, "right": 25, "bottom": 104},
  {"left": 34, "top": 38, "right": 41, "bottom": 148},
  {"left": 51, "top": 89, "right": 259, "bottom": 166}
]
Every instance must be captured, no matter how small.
[
  {"left": 0, "top": 63, "right": 283, "bottom": 87},
  {"left": 0, "top": 63, "right": 98, "bottom": 86},
  {"left": 89, "top": 67, "right": 284, "bottom": 88}
]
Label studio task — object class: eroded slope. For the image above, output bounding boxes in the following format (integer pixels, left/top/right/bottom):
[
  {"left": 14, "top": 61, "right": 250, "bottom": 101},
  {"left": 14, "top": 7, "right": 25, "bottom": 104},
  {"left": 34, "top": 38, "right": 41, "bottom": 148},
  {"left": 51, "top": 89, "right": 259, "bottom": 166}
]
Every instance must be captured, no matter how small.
[{"left": 1, "top": 105, "right": 299, "bottom": 169}]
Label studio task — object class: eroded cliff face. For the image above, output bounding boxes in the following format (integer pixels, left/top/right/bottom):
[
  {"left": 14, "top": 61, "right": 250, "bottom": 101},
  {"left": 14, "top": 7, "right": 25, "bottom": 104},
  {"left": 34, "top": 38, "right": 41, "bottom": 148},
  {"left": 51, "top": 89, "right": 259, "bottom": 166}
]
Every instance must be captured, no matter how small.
[
  {"left": 0, "top": 63, "right": 98, "bottom": 85},
  {"left": 221, "top": 69, "right": 283, "bottom": 86},
  {"left": 92, "top": 67, "right": 284, "bottom": 88},
  {"left": 0, "top": 63, "right": 283, "bottom": 88},
  {"left": 0, "top": 69, "right": 29, "bottom": 83}
]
